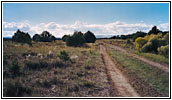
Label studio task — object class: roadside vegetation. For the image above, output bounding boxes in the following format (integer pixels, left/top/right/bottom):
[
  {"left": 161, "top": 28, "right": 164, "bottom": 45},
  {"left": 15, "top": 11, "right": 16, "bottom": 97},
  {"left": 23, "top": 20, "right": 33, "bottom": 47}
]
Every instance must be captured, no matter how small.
[
  {"left": 99, "top": 39, "right": 169, "bottom": 65},
  {"left": 100, "top": 26, "right": 169, "bottom": 65},
  {"left": 106, "top": 44, "right": 169, "bottom": 96},
  {"left": 98, "top": 26, "right": 169, "bottom": 96}
]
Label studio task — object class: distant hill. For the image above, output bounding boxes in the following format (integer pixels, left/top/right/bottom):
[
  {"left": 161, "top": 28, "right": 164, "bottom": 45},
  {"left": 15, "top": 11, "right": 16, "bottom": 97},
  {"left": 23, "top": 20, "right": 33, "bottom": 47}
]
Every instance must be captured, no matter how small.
[
  {"left": 3, "top": 37, "right": 12, "bottom": 41},
  {"left": 95, "top": 35, "right": 114, "bottom": 39}
]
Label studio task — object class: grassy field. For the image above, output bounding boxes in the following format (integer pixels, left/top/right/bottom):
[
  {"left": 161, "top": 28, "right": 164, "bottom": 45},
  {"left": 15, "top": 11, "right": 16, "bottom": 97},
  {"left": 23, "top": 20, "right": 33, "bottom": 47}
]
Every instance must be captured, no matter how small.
[
  {"left": 3, "top": 39, "right": 169, "bottom": 97},
  {"left": 106, "top": 44, "right": 169, "bottom": 96},
  {"left": 3, "top": 40, "right": 110, "bottom": 97}
]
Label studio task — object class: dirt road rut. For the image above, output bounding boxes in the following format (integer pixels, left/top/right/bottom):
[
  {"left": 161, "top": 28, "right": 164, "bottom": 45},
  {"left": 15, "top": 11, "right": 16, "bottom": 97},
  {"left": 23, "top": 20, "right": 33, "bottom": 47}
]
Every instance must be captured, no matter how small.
[
  {"left": 100, "top": 45, "right": 140, "bottom": 97},
  {"left": 110, "top": 44, "right": 169, "bottom": 73}
]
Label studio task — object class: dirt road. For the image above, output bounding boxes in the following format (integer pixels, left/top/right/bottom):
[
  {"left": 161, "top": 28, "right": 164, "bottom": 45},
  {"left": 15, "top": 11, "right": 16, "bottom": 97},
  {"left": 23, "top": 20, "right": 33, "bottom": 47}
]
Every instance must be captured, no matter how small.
[
  {"left": 110, "top": 44, "right": 169, "bottom": 73},
  {"left": 100, "top": 45, "right": 140, "bottom": 97}
]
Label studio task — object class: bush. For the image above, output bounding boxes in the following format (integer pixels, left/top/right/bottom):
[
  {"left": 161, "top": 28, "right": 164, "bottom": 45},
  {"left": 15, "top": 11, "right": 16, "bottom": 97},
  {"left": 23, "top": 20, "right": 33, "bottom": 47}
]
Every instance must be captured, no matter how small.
[
  {"left": 62, "top": 35, "right": 70, "bottom": 42},
  {"left": 83, "top": 31, "right": 96, "bottom": 43},
  {"left": 141, "top": 42, "right": 153, "bottom": 53},
  {"left": 12, "top": 29, "right": 32, "bottom": 45},
  {"left": 127, "top": 39, "right": 131, "bottom": 44},
  {"left": 66, "top": 31, "right": 85, "bottom": 47},
  {"left": 120, "top": 35, "right": 127, "bottom": 39},
  {"left": 43, "top": 31, "right": 56, "bottom": 42},
  {"left": 8, "top": 59, "right": 21, "bottom": 77},
  {"left": 132, "top": 31, "right": 147, "bottom": 42},
  {"left": 3, "top": 80, "right": 32, "bottom": 97},
  {"left": 32, "top": 31, "right": 56, "bottom": 42},
  {"left": 135, "top": 37, "right": 147, "bottom": 51},
  {"left": 32, "top": 34, "right": 41, "bottom": 42},
  {"left": 148, "top": 26, "right": 161, "bottom": 35},
  {"left": 66, "top": 36, "right": 74, "bottom": 46},
  {"left": 59, "top": 50, "right": 70, "bottom": 61},
  {"left": 149, "top": 37, "right": 166, "bottom": 53},
  {"left": 135, "top": 33, "right": 167, "bottom": 53},
  {"left": 158, "top": 45, "right": 169, "bottom": 58},
  {"left": 162, "top": 33, "right": 169, "bottom": 45}
]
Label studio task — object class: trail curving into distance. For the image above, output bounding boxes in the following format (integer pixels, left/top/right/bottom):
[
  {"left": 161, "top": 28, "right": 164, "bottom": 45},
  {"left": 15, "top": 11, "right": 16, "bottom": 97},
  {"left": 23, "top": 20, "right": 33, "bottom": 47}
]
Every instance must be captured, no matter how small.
[
  {"left": 109, "top": 44, "right": 169, "bottom": 73},
  {"left": 100, "top": 44, "right": 140, "bottom": 97}
]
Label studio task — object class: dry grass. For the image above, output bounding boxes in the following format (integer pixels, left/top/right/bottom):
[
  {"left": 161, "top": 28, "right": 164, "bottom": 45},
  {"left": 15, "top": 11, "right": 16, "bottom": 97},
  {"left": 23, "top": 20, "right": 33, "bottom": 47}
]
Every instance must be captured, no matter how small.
[{"left": 3, "top": 40, "right": 110, "bottom": 97}]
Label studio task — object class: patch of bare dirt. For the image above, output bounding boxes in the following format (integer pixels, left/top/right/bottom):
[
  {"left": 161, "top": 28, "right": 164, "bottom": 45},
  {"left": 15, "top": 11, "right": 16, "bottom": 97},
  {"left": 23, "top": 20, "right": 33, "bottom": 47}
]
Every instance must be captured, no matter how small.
[{"left": 100, "top": 45, "right": 139, "bottom": 97}]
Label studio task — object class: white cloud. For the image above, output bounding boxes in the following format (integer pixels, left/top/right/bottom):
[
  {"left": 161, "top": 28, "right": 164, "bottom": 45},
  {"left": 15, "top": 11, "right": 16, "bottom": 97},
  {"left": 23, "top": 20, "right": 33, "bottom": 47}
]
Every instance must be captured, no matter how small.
[
  {"left": 3, "top": 21, "right": 169, "bottom": 38},
  {"left": 3, "top": 22, "right": 31, "bottom": 32},
  {"left": 157, "top": 23, "right": 169, "bottom": 31}
]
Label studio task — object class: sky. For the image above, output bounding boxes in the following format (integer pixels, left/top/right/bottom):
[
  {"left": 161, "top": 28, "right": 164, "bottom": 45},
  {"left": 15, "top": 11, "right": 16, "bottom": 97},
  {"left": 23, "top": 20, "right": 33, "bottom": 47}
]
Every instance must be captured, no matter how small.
[{"left": 3, "top": 3, "right": 169, "bottom": 38}]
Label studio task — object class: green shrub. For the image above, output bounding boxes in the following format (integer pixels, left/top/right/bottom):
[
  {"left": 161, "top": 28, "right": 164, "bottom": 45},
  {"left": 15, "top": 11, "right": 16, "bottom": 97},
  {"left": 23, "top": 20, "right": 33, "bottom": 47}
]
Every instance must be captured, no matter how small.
[
  {"left": 3, "top": 80, "right": 32, "bottom": 97},
  {"left": 141, "top": 42, "right": 153, "bottom": 53},
  {"left": 41, "top": 31, "right": 56, "bottom": 42},
  {"left": 158, "top": 45, "right": 169, "bottom": 58},
  {"left": 32, "top": 31, "right": 56, "bottom": 42},
  {"left": 66, "top": 31, "right": 85, "bottom": 47},
  {"left": 127, "top": 39, "right": 131, "bottom": 44},
  {"left": 135, "top": 33, "right": 167, "bottom": 53},
  {"left": 148, "top": 26, "right": 161, "bottom": 35},
  {"left": 8, "top": 59, "right": 21, "bottom": 77},
  {"left": 163, "top": 33, "right": 169, "bottom": 45},
  {"left": 83, "top": 31, "right": 96, "bottom": 43},
  {"left": 12, "top": 29, "right": 32, "bottom": 45},
  {"left": 62, "top": 35, "right": 70, "bottom": 42},
  {"left": 135, "top": 37, "right": 147, "bottom": 51},
  {"left": 32, "top": 34, "right": 41, "bottom": 42},
  {"left": 149, "top": 37, "right": 166, "bottom": 53},
  {"left": 66, "top": 36, "right": 74, "bottom": 46},
  {"left": 59, "top": 50, "right": 70, "bottom": 61},
  {"left": 132, "top": 31, "right": 147, "bottom": 42}
]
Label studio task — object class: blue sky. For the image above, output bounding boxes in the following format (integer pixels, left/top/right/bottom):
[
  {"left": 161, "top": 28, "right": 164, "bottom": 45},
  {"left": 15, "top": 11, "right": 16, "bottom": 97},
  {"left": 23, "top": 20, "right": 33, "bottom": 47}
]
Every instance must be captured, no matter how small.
[{"left": 3, "top": 3, "right": 169, "bottom": 38}]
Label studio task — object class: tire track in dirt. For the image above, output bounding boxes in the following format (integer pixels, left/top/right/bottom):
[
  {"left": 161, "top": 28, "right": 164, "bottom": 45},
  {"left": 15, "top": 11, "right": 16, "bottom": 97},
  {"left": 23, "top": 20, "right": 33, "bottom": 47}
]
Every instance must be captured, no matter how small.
[
  {"left": 109, "top": 44, "right": 169, "bottom": 73},
  {"left": 100, "top": 44, "right": 140, "bottom": 97}
]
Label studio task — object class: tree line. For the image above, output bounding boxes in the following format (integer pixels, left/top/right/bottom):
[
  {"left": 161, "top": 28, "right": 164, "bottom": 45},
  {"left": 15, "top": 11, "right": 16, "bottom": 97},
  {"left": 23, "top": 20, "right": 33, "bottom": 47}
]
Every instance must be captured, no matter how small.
[
  {"left": 110, "top": 26, "right": 169, "bottom": 42},
  {"left": 11, "top": 29, "right": 96, "bottom": 47},
  {"left": 12, "top": 29, "right": 56, "bottom": 45},
  {"left": 109, "top": 26, "right": 169, "bottom": 58},
  {"left": 62, "top": 31, "right": 96, "bottom": 47}
]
